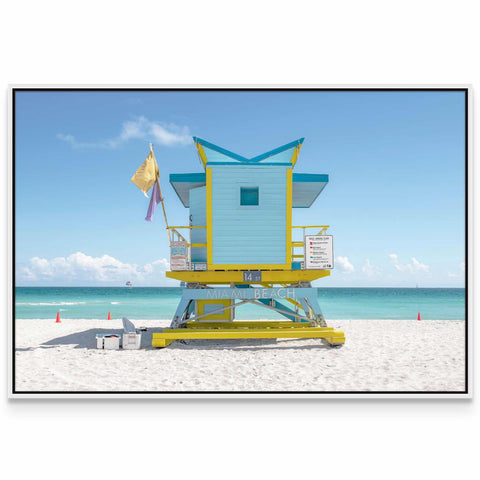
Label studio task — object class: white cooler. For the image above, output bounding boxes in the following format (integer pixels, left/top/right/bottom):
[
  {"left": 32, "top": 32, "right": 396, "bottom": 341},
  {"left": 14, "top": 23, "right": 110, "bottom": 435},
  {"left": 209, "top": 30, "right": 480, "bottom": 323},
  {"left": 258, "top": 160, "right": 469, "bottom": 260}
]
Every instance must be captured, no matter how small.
[
  {"left": 96, "top": 334, "right": 120, "bottom": 350},
  {"left": 122, "top": 332, "right": 141, "bottom": 350}
]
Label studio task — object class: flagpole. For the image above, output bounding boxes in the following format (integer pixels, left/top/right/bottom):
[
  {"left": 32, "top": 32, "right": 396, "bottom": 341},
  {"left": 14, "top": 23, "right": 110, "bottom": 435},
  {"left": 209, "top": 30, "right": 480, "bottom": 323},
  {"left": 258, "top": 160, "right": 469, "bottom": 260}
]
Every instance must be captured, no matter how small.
[{"left": 150, "top": 143, "right": 171, "bottom": 243}]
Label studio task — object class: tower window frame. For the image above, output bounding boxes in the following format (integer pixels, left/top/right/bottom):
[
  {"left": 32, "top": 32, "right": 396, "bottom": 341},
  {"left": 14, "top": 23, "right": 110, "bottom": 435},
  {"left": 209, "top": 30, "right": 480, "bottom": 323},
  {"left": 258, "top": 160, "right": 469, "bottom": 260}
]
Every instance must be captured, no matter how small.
[{"left": 240, "top": 187, "right": 259, "bottom": 206}]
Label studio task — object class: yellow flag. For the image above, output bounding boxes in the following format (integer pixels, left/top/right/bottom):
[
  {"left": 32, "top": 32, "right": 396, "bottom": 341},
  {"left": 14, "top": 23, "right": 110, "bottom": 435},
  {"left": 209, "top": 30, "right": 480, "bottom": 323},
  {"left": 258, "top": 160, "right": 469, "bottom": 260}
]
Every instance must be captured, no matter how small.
[{"left": 130, "top": 150, "right": 160, "bottom": 196}]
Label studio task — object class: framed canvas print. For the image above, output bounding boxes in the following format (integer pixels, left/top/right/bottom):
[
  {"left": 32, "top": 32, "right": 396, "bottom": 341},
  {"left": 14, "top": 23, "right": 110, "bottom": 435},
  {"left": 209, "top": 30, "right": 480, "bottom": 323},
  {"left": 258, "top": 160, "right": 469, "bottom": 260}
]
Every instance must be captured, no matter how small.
[{"left": 8, "top": 86, "right": 471, "bottom": 398}]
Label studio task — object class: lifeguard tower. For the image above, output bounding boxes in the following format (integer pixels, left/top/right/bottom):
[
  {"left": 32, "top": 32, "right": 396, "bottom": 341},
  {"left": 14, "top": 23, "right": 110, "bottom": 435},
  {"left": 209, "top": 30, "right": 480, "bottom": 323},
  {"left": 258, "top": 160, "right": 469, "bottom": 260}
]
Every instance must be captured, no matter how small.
[{"left": 152, "top": 137, "right": 345, "bottom": 347}]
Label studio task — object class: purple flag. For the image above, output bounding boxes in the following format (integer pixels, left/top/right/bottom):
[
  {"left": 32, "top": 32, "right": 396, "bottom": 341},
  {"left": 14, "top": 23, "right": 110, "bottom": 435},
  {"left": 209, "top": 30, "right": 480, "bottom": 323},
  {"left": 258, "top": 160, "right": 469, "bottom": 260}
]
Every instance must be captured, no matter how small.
[{"left": 145, "top": 181, "right": 162, "bottom": 221}]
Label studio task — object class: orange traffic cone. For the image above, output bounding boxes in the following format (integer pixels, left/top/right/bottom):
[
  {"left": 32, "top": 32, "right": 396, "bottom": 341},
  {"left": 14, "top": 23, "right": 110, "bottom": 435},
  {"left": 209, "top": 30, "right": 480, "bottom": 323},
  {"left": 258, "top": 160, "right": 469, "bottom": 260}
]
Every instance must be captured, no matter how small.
[
  {"left": 417, "top": 312, "right": 421, "bottom": 321},
  {"left": 56, "top": 312, "right": 61, "bottom": 323},
  {"left": 107, "top": 311, "right": 112, "bottom": 320}
]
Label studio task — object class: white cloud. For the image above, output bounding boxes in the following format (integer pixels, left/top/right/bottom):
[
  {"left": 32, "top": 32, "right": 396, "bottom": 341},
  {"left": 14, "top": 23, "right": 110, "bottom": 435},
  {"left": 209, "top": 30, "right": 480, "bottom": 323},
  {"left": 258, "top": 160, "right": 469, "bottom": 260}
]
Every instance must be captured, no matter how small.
[
  {"left": 411, "top": 257, "right": 429, "bottom": 272},
  {"left": 153, "top": 258, "right": 170, "bottom": 269},
  {"left": 389, "top": 254, "right": 429, "bottom": 273},
  {"left": 57, "top": 116, "right": 191, "bottom": 149},
  {"left": 149, "top": 122, "right": 191, "bottom": 147},
  {"left": 460, "top": 262, "right": 465, "bottom": 272},
  {"left": 389, "top": 253, "right": 398, "bottom": 263},
  {"left": 16, "top": 252, "right": 173, "bottom": 286},
  {"left": 336, "top": 256, "right": 355, "bottom": 273},
  {"left": 361, "top": 259, "right": 382, "bottom": 277},
  {"left": 143, "top": 263, "right": 154, "bottom": 274}
]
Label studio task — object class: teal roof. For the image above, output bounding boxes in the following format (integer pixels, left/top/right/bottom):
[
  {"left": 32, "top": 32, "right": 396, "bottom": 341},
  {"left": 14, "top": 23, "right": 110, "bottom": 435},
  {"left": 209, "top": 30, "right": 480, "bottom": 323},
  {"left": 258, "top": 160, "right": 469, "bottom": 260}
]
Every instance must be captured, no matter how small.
[
  {"left": 292, "top": 174, "right": 329, "bottom": 208},
  {"left": 194, "top": 137, "right": 304, "bottom": 165},
  {"left": 170, "top": 172, "right": 328, "bottom": 208},
  {"left": 169, "top": 173, "right": 206, "bottom": 207}
]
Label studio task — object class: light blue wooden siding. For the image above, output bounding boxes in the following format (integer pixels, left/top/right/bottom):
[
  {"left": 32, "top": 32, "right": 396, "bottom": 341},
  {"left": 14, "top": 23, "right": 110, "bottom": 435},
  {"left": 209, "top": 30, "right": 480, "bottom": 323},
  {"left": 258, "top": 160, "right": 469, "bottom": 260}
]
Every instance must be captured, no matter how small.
[
  {"left": 189, "top": 186, "right": 207, "bottom": 263},
  {"left": 211, "top": 165, "right": 288, "bottom": 265}
]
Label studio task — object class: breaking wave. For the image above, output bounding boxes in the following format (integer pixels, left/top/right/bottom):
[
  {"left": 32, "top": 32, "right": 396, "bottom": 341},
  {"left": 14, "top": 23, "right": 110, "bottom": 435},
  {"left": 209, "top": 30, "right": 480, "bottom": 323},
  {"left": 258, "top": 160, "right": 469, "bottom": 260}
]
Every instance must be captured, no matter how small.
[{"left": 16, "top": 302, "right": 87, "bottom": 306}]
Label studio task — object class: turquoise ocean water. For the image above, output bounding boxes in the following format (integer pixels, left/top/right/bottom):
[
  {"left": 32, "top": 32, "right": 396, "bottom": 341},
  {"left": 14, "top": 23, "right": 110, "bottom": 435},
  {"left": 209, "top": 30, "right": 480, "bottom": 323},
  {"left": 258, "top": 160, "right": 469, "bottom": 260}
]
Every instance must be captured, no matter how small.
[{"left": 15, "top": 287, "right": 465, "bottom": 320}]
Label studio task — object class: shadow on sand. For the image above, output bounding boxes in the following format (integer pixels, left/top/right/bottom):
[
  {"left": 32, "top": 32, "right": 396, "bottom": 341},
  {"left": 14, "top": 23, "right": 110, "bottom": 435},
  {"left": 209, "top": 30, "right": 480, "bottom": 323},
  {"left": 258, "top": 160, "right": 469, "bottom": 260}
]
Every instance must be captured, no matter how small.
[
  {"left": 35, "top": 328, "right": 157, "bottom": 350},
  {"left": 169, "top": 338, "right": 333, "bottom": 352},
  {"left": 16, "top": 327, "right": 333, "bottom": 352}
]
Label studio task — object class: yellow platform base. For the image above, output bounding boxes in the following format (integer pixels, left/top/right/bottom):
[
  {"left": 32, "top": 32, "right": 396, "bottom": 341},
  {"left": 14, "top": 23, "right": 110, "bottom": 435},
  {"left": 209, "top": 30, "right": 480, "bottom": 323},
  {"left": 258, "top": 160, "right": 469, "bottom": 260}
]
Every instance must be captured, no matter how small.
[
  {"left": 152, "top": 324, "right": 345, "bottom": 348},
  {"left": 152, "top": 338, "right": 175, "bottom": 348},
  {"left": 166, "top": 269, "right": 330, "bottom": 284}
]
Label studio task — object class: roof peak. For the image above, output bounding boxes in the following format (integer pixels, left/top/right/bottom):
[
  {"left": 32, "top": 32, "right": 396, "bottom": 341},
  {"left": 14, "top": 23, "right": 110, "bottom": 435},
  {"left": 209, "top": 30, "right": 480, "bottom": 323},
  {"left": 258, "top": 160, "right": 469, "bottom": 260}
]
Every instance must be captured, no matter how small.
[{"left": 193, "top": 137, "right": 305, "bottom": 166}]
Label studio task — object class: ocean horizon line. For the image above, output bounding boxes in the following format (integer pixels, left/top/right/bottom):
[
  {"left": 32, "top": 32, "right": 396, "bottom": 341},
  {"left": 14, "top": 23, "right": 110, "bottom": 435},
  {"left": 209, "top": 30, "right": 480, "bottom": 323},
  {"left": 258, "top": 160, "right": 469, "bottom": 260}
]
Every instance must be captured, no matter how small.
[
  {"left": 15, "top": 285, "right": 466, "bottom": 289},
  {"left": 15, "top": 317, "right": 466, "bottom": 321},
  {"left": 15, "top": 286, "right": 465, "bottom": 320}
]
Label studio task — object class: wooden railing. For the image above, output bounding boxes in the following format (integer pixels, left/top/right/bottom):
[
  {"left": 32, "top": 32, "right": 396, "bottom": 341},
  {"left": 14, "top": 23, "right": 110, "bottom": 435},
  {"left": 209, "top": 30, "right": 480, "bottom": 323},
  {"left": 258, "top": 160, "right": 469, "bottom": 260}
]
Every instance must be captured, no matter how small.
[
  {"left": 167, "top": 226, "right": 207, "bottom": 248},
  {"left": 291, "top": 225, "right": 330, "bottom": 264}
]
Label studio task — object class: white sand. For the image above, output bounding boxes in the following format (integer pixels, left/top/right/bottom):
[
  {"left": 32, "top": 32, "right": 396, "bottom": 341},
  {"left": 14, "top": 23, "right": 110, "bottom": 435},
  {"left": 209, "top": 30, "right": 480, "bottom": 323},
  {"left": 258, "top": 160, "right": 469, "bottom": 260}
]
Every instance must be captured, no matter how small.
[{"left": 14, "top": 319, "right": 466, "bottom": 392}]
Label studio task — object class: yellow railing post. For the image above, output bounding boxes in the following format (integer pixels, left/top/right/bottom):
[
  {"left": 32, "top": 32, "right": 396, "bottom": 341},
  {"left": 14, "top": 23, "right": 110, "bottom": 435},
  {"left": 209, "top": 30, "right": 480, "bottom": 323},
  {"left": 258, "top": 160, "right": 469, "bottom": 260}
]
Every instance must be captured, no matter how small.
[{"left": 291, "top": 225, "right": 330, "bottom": 270}]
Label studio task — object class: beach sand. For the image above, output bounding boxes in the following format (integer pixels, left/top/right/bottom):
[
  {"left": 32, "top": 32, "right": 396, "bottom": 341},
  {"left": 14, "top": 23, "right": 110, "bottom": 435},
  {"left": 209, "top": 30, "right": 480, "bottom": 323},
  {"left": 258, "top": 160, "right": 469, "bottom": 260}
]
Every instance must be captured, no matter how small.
[{"left": 14, "top": 319, "right": 466, "bottom": 392}]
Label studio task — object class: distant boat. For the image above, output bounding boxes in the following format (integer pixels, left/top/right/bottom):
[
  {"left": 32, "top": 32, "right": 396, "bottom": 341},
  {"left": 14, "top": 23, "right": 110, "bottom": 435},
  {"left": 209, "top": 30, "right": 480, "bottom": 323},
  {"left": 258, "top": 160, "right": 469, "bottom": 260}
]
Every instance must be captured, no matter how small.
[{"left": 125, "top": 281, "right": 133, "bottom": 288}]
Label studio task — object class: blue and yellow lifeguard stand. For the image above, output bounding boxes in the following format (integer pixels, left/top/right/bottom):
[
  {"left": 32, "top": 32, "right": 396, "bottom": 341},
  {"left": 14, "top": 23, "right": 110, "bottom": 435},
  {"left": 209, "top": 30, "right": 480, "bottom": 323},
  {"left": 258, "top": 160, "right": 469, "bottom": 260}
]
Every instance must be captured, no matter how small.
[{"left": 152, "top": 137, "right": 345, "bottom": 347}]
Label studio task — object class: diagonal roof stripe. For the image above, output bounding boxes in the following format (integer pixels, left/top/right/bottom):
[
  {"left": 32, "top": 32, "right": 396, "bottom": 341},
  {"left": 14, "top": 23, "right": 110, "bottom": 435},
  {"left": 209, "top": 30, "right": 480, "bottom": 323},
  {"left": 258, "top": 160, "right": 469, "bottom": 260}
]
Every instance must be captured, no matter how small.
[
  {"left": 193, "top": 137, "right": 247, "bottom": 162},
  {"left": 249, "top": 138, "right": 304, "bottom": 162},
  {"left": 193, "top": 137, "right": 304, "bottom": 163}
]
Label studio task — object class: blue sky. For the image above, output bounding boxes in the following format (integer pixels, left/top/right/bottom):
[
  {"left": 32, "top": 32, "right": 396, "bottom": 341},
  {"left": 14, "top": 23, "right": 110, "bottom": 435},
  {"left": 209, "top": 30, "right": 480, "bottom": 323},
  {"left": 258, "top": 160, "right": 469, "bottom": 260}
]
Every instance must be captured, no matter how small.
[{"left": 15, "top": 90, "right": 466, "bottom": 287}]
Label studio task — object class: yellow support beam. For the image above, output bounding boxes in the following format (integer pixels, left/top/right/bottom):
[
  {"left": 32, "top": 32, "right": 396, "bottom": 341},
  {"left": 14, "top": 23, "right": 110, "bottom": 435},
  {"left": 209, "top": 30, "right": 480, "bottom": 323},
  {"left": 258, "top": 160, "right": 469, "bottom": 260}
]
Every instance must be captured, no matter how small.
[
  {"left": 286, "top": 168, "right": 292, "bottom": 266},
  {"left": 290, "top": 143, "right": 303, "bottom": 167},
  {"left": 196, "top": 142, "right": 208, "bottom": 168},
  {"left": 284, "top": 297, "right": 304, "bottom": 310},
  {"left": 162, "top": 328, "right": 337, "bottom": 334},
  {"left": 185, "top": 321, "right": 319, "bottom": 329},
  {"left": 166, "top": 269, "right": 330, "bottom": 284},
  {"left": 206, "top": 168, "right": 213, "bottom": 267}
]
